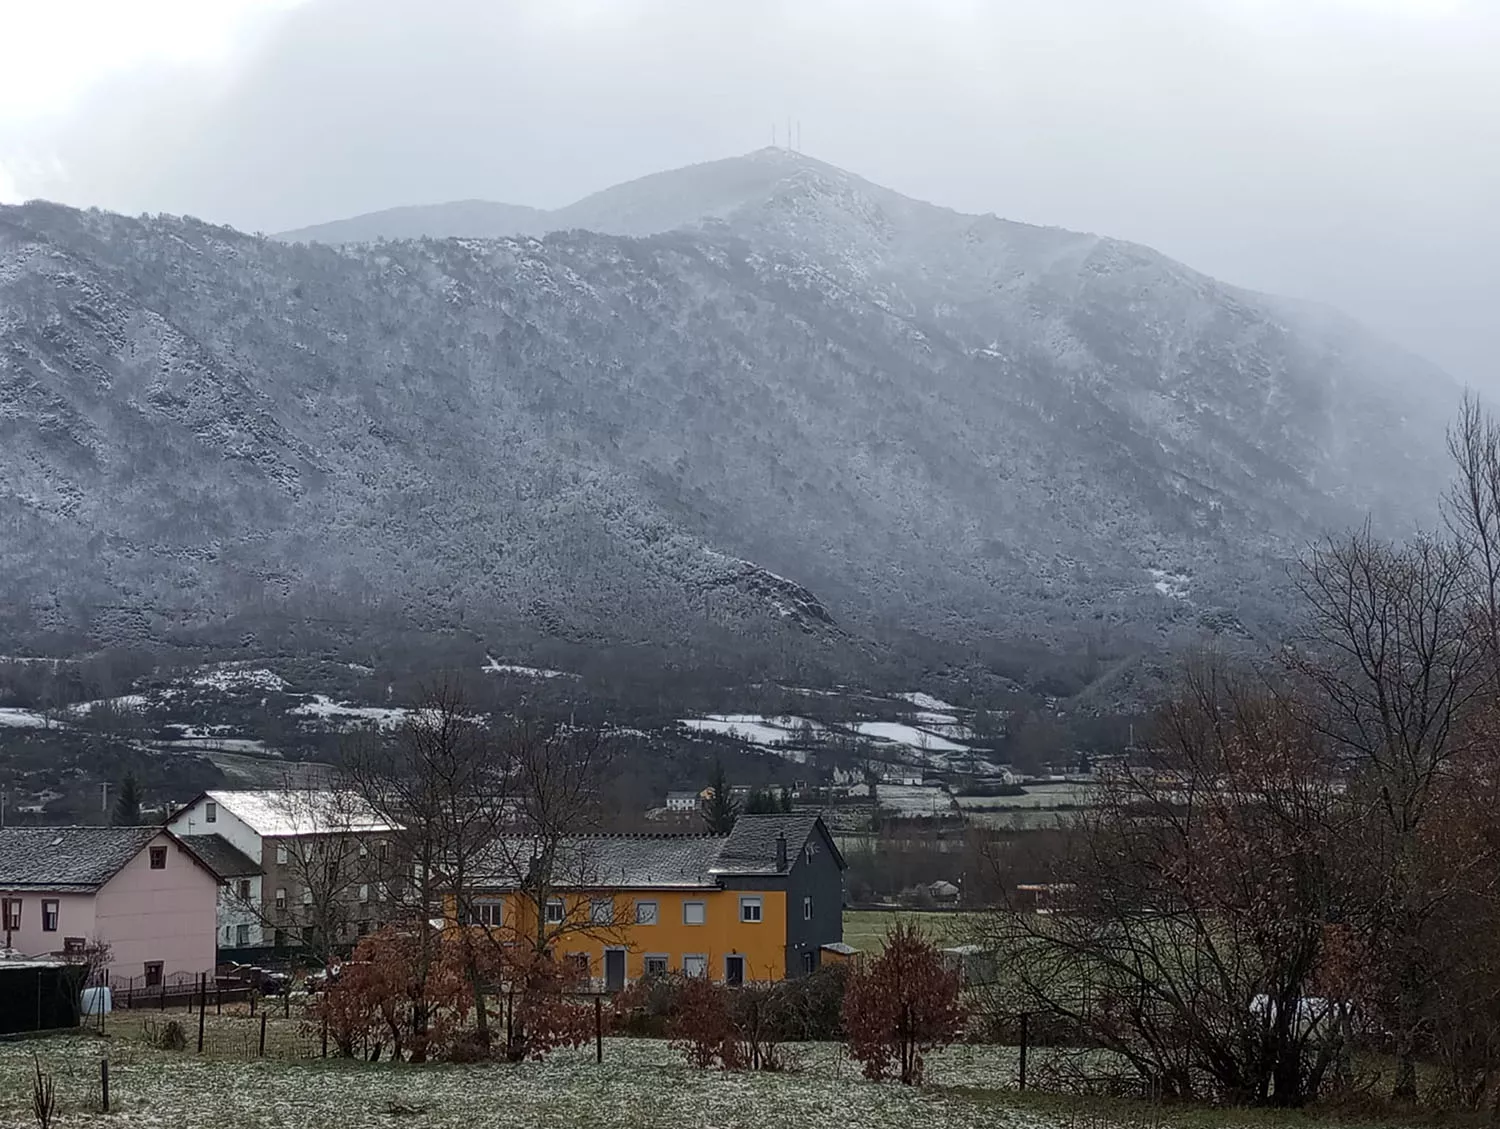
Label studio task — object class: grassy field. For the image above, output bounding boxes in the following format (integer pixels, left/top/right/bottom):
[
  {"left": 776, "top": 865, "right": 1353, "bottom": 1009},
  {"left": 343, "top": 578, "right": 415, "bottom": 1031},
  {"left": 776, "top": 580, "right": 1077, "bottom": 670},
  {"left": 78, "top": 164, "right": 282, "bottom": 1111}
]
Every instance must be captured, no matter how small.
[
  {"left": 0, "top": 1026, "right": 1424, "bottom": 1129},
  {"left": 843, "top": 908, "right": 980, "bottom": 953}
]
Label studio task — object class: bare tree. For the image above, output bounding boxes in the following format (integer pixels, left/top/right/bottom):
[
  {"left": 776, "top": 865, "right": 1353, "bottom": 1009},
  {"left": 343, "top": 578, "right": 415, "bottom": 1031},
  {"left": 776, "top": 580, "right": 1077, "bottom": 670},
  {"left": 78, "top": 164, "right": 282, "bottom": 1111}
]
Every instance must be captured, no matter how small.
[
  {"left": 1290, "top": 527, "right": 1492, "bottom": 1099},
  {"left": 976, "top": 659, "right": 1353, "bottom": 1107},
  {"left": 343, "top": 679, "right": 502, "bottom": 1059}
]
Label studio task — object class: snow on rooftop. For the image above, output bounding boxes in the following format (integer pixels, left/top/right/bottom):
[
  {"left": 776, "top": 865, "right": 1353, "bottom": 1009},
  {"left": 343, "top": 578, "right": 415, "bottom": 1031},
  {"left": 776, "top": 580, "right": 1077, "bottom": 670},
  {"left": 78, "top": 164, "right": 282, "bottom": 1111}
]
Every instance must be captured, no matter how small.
[{"left": 204, "top": 790, "right": 398, "bottom": 836}]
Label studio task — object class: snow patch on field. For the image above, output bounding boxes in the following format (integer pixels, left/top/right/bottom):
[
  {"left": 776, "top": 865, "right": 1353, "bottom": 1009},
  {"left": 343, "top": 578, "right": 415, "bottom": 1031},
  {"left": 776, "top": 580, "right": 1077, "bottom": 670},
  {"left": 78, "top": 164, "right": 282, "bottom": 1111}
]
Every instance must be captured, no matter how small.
[
  {"left": 68, "top": 693, "right": 150, "bottom": 715},
  {"left": 193, "top": 667, "right": 288, "bottom": 693},
  {"left": 290, "top": 695, "right": 410, "bottom": 729},
  {"left": 897, "top": 692, "right": 957, "bottom": 712},
  {"left": 1149, "top": 568, "right": 1192, "bottom": 600},
  {"left": 853, "top": 721, "right": 969, "bottom": 753},
  {"left": 482, "top": 656, "right": 575, "bottom": 679},
  {"left": 0, "top": 708, "right": 50, "bottom": 728},
  {"left": 877, "top": 783, "right": 956, "bottom": 815}
]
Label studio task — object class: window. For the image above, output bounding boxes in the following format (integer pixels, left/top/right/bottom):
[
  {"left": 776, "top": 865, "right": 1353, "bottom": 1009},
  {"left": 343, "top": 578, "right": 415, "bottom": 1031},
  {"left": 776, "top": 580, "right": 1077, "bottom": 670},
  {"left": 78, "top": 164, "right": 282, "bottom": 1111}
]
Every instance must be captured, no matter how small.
[
  {"left": 143, "top": 961, "right": 163, "bottom": 987},
  {"left": 272, "top": 929, "right": 287, "bottom": 949},
  {"left": 205, "top": 801, "right": 217, "bottom": 824},
  {"left": 236, "top": 879, "right": 252, "bottom": 900},
  {"left": 1, "top": 898, "right": 20, "bottom": 931},
  {"left": 803, "top": 896, "right": 813, "bottom": 921},
  {"left": 274, "top": 888, "right": 287, "bottom": 910},
  {"left": 41, "top": 899, "right": 59, "bottom": 932},
  {"left": 683, "top": 901, "right": 706, "bottom": 926},
  {"left": 634, "top": 900, "right": 658, "bottom": 925},
  {"left": 469, "top": 900, "right": 502, "bottom": 927},
  {"left": 276, "top": 843, "right": 289, "bottom": 865},
  {"left": 739, "top": 896, "right": 763, "bottom": 923},
  {"left": 566, "top": 953, "right": 589, "bottom": 981},
  {"left": 643, "top": 954, "right": 669, "bottom": 976},
  {"left": 358, "top": 884, "right": 370, "bottom": 904},
  {"left": 545, "top": 898, "right": 565, "bottom": 924},
  {"left": 357, "top": 921, "right": 371, "bottom": 937},
  {"left": 358, "top": 841, "right": 368, "bottom": 859},
  {"left": 376, "top": 839, "right": 388, "bottom": 862},
  {"left": 149, "top": 846, "right": 167, "bottom": 869},
  {"left": 225, "top": 925, "right": 232, "bottom": 942},
  {"left": 377, "top": 882, "right": 390, "bottom": 902},
  {"left": 302, "top": 888, "right": 313, "bottom": 906},
  {"left": 805, "top": 842, "right": 816, "bottom": 863},
  {"left": 683, "top": 954, "right": 707, "bottom": 978},
  {"left": 802, "top": 951, "right": 816, "bottom": 974},
  {"left": 726, "top": 955, "right": 745, "bottom": 986},
  {"left": 236, "top": 924, "right": 250, "bottom": 947},
  {"left": 63, "top": 937, "right": 86, "bottom": 956},
  {"left": 589, "top": 897, "right": 614, "bottom": 925}
]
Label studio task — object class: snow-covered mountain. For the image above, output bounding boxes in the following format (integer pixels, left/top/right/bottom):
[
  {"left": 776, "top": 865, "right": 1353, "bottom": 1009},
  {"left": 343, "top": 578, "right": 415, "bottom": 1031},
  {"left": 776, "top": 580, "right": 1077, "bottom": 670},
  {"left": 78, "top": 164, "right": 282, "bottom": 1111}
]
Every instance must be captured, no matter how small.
[{"left": 0, "top": 149, "right": 1460, "bottom": 676}]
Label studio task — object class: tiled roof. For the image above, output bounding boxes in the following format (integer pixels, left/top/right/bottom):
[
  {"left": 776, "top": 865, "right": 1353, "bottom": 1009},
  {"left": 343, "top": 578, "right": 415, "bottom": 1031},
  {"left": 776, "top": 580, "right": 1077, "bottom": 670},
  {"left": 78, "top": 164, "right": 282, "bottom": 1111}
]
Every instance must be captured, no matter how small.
[
  {"left": 471, "top": 815, "right": 844, "bottom": 890},
  {"left": 475, "top": 835, "right": 726, "bottom": 890},
  {"left": 177, "top": 835, "right": 263, "bottom": 879},
  {"left": 712, "top": 813, "right": 822, "bottom": 876},
  {"left": 0, "top": 827, "right": 160, "bottom": 890}
]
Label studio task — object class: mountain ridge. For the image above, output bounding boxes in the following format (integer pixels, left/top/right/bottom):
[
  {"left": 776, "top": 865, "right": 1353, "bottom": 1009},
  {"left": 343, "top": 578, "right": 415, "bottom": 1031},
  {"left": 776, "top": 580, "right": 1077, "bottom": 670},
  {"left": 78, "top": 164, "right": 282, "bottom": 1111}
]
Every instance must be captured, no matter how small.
[{"left": 0, "top": 150, "right": 1462, "bottom": 685}]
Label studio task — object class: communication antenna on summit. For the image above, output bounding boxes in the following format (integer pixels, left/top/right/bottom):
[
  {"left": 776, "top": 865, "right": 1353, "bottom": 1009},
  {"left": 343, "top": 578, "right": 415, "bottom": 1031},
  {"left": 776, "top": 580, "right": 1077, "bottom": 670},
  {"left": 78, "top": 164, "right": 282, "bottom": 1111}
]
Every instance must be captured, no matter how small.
[
  {"left": 772, "top": 122, "right": 777, "bottom": 148},
  {"left": 796, "top": 120, "right": 802, "bottom": 152},
  {"left": 787, "top": 116, "right": 793, "bottom": 151}
]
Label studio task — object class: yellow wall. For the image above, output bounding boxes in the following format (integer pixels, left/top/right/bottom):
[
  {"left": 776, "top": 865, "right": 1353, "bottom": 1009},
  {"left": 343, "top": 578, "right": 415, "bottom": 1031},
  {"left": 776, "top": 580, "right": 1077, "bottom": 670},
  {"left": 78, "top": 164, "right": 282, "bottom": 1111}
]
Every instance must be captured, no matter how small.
[{"left": 472, "top": 888, "right": 788, "bottom": 983}]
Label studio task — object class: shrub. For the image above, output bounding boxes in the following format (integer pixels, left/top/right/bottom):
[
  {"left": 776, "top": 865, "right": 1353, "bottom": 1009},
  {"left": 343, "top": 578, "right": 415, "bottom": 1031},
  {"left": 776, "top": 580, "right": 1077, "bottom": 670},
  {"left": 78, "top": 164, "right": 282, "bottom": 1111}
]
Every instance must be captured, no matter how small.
[{"left": 843, "top": 924, "right": 965, "bottom": 1084}]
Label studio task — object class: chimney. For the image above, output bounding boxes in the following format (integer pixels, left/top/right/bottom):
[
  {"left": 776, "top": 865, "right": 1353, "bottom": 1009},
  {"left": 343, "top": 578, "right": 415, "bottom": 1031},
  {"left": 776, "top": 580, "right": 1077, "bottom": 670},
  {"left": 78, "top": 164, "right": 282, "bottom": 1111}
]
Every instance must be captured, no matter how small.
[{"left": 775, "top": 830, "right": 788, "bottom": 873}]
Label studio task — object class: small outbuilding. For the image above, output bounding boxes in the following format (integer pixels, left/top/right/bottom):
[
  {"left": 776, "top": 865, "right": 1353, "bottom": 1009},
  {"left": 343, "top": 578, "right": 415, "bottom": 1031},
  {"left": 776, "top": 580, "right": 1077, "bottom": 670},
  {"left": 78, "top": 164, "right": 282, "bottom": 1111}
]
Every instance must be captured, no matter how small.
[{"left": 0, "top": 959, "right": 86, "bottom": 1035}]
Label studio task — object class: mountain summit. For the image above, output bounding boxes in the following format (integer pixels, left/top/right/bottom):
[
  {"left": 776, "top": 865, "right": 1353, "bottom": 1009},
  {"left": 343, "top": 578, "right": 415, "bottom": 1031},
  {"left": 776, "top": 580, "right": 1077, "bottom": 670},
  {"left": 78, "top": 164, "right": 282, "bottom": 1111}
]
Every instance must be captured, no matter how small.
[{"left": 0, "top": 151, "right": 1459, "bottom": 678}]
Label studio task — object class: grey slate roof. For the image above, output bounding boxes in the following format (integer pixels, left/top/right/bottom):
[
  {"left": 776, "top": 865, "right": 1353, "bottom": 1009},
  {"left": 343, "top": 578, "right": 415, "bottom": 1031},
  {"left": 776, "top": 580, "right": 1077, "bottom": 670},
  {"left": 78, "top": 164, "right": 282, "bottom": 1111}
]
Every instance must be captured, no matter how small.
[
  {"left": 712, "top": 813, "right": 822, "bottom": 876},
  {"left": 475, "top": 835, "right": 727, "bottom": 890},
  {"left": 177, "top": 835, "right": 263, "bottom": 879},
  {"left": 0, "top": 827, "right": 160, "bottom": 891},
  {"left": 472, "top": 815, "right": 845, "bottom": 890}
]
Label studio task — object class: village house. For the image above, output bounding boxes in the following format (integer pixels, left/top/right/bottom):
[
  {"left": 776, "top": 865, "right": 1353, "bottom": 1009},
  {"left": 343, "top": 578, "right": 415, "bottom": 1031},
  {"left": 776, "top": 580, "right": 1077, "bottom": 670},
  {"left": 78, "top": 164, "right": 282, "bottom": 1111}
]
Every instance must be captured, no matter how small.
[
  {"left": 0, "top": 826, "right": 221, "bottom": 987},
  {"left": 459, "top": 813, "right": 846, "bottom": 988},
  {"left": 663, "top": 791, "right": 701, "bottom": 813},
  {"left": 167, "top": 790, "right": 398, "bottom": 954}
]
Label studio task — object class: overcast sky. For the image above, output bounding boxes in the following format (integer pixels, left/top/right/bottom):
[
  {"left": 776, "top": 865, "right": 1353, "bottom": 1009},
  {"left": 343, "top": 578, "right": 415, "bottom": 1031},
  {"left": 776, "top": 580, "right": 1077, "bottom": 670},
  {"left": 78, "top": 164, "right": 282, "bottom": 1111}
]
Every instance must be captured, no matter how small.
[{"left": 1, "top": 0, "right": 1494, "bottom": 384}]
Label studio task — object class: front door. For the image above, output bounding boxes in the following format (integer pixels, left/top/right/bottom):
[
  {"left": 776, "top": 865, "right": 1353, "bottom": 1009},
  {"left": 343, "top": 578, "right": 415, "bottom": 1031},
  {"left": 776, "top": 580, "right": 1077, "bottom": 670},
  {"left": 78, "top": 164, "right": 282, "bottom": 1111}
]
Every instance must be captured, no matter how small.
[
  {"left": 725, "top": 955, "right": 745, "bottom": 986},
  {"left": 604, "top": 949, "right": 626, "bottom": 992}
]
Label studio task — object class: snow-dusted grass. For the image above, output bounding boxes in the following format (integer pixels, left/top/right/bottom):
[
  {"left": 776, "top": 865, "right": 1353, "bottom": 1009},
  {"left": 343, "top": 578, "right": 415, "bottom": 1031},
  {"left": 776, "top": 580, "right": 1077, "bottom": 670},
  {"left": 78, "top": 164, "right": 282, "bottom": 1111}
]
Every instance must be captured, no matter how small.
[
  {"left": 878, "top": 783, "right": 956, "bottom": 815},
  {"left": 679, "top": 714, "right": 825, "bottom": 754},
  {"left": 0, "top": 1033, "right": 1095, "bottom": 1129}
]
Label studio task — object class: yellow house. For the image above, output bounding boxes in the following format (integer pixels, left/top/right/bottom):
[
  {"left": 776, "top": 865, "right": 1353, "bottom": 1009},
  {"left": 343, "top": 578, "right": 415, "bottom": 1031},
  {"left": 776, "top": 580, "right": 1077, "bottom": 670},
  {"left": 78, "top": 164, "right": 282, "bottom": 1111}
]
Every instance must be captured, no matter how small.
[{"left": 459, "top": 814, "right": 846, "bottom": 989}]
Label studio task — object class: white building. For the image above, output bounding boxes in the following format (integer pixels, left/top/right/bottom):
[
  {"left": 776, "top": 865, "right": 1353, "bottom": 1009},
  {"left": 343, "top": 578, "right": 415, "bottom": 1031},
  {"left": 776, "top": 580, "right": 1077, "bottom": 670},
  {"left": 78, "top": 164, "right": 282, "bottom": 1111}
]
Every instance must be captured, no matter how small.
[
  {"left": 664, "top": 791, "right": 701, "bottom": 813},
  {"left": 167, "top": 790, "right": 396, "bottom": 952}
]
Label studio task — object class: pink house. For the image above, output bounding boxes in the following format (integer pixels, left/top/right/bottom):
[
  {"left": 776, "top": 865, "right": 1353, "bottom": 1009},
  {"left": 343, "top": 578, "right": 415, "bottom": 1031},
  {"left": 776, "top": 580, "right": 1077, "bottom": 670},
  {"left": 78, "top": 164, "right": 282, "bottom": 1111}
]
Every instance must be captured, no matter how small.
[{"left": 0, "top": 827, "right": 221, "bottom": 987}]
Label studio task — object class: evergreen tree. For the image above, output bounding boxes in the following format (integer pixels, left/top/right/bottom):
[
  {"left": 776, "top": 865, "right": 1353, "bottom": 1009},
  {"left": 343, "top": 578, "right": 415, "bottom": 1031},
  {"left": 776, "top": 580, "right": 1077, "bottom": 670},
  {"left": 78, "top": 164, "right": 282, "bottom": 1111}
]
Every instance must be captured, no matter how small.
[
  {"left": 779, "top": 786, "right": 793, "bottom": 813},
  {"left": 703, "top": 761, "right": 739, "bottom": 833},
  {"left": 113, "top": 774, "right": 143, "bottom": 826}
]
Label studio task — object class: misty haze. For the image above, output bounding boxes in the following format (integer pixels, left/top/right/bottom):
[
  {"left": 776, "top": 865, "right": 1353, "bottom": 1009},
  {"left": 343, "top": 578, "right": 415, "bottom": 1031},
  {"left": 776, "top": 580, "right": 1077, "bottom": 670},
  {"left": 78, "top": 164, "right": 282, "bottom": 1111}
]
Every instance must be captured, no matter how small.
[{"left": 1, "top": 2, "right": 1498, "bottom": 1126}]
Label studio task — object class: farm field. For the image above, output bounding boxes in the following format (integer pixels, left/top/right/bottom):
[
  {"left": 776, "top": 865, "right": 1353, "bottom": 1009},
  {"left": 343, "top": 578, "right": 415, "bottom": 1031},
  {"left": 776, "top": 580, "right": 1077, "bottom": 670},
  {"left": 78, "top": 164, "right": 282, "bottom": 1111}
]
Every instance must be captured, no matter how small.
[{"left": 843, "top": 908, "right": 979, "bottom": 952}]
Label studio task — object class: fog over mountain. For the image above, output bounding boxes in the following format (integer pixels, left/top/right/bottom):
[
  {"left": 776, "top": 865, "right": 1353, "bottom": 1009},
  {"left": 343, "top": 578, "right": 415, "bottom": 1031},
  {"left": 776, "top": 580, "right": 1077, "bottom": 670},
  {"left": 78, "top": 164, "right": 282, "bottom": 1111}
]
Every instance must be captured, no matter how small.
[{"left": 0, "top": 149, "right": 1460, "bottom": 682}]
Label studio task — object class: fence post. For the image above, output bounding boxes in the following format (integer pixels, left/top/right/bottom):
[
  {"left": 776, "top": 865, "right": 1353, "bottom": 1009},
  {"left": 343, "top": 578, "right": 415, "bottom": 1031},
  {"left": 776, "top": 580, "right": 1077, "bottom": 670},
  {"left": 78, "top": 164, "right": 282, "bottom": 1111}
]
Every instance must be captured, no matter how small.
[
  {"left": 321, "top": 1013, "right": 328, "bottom": 1058},
  {"left": 594, "top": 996, "right": 603, "bottom": 1064},
  {"left": 250, "top": 989, "right": 257, "bottom": 1018},
  {"left": 197, "top": 973, "right": 207, "bottom": 1053},
  {"left": 258, "top": 1012, "right": 268, "bottom": 1058},
  {"left": 284, "top": 987, "right": 290, "bottom": 1019},
  {"left": 1018, "top": 1012, "right": 1029, "bottom": 1092},
  {"left": 100, "top": 1057, "right": 109, "bottom": 1113}
]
